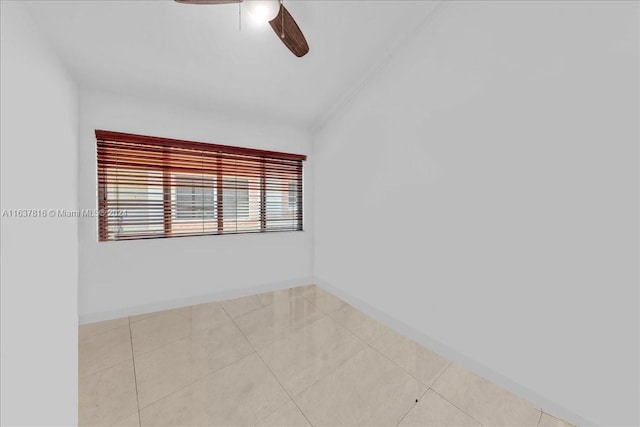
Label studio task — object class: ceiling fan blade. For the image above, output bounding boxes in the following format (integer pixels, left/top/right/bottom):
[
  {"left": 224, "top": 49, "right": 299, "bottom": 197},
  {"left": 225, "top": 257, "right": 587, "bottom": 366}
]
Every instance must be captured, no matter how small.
[
  {"left": 269, "top": 4, "right": 309, "bottom": 58},
  {"left": 175, "top": 0, "right": 241, "bottom": 4}
]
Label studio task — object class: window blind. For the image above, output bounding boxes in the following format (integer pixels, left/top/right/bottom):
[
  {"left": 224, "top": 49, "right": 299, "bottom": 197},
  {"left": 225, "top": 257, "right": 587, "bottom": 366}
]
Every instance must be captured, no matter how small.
[{"left": 96, "top": 130, "right": 305, "bottom": 241}]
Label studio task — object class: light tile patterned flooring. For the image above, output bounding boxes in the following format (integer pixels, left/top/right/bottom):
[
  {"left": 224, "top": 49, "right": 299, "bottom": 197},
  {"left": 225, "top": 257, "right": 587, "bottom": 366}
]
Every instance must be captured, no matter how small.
[{"left": 79, "top": 285, "right": 574, "bottom": 427}]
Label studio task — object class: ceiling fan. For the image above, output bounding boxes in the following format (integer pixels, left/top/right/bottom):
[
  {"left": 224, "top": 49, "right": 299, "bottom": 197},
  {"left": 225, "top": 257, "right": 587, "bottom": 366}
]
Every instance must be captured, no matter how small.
[{"left": 175, "top": 0, "right": 309, "bottom": 58}]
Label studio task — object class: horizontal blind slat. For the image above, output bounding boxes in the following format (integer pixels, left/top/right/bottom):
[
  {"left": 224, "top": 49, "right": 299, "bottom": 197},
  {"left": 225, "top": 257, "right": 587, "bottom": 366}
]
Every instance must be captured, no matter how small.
[{"left": 97, "top": 130, "right": 304, "bottom": 242}]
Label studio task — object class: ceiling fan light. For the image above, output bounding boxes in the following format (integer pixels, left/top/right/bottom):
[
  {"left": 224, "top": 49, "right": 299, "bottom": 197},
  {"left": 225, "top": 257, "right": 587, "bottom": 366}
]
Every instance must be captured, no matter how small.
[{"left": 244, "top": 0, "right": 280, "bottom": 24}]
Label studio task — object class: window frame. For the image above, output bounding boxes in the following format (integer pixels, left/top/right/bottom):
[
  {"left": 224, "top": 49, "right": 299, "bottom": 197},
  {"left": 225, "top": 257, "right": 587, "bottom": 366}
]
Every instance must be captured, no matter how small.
[{"left": 96, "top": 130, "right": 305, "bottom": 241}]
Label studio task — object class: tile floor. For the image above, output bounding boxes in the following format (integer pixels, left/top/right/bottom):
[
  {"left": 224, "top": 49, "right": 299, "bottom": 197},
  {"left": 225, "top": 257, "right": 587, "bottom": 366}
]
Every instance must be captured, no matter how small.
[{"left": 79, "top": 285, "right": 574, "bottom": 427}]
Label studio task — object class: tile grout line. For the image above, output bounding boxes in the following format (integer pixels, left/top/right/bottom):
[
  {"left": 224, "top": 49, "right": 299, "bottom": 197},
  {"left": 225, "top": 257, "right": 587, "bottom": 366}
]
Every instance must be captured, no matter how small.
[
  {"left": 129, "top": 305, "right": 230, "bottom": 359},
  {"left": 323, "top": 298, "right": 424, "bottom": 368},
  {"left": 269, "top": 290, "right": 387, "bottom": 401},
  {"left": 249, "top": 398, "right": 299, "bottom": 427},
  {"left": 290, "top": 307, "right": 377, "bottom": 399},
  {"left": 429, "top": 360, "right": 452, "bottom": 389},
  {"left": 394, "top": 379, "right": 439, "bottom": 427},
  {"left": 79, "top": 324, "right": 135, "bottom": 379},
  {"left": 429, "top": 363, "right": 544, "bottom": 427},
  {"left": 79, "top": 324, "right": 139, "bottom": 427},
  {"left": 429, "top": 387, "right": 486, "bottom": 426},
  {"left": 330, "top": 303, "right": 545, "bottom": 427},
  {"left": 357, "top": 328, "right": 433, "bottom": 390},
  {"left": 133, "top": 306, "right": 256, "bottom": 412},
  {"left": 320, "top": 292, "right": 445, "bottom": 392},
  {"left": 125, "top": 288, "right": 467, "bottom": 426},
  {"left": 421, "top": 363, "right": 469, "bottom": 421},
  {"left": 321, "top": 302, "right": 464, "bottom": 427},
  {"left": 125, "top": 293, "right": 317, "bottom": 415},
  {"left": 222, "top": 292, "right": 283, "bottom": 321},
  {"left": 325, "top": 296, "right": 473, "bottom": 394},
  {"left": 323, "top": 293, "right": 554, "bottom": 427},
  {"left": 282, "top": 344, "right": 371, "bottom": 427},
  {"left": 394, "top": 394, "right": 421, "bottom": 426},
  {"left": 140, "top": 351, "right": 259, "bottom": 413},
  {"left": 220, "top": 303, "right": 316, "bottom": 427},
  {"left": 244, "top": 300, "right": 373, "bottom": 404},
  {"left": 300, "top": 290, "right": 345, "bottom": 316},
  {"left": 127, "top": 317, "right": 142, "bottom": 426},
  {"left": 292, "top": 338, "right": 370, "bottom": 402},
  {"left": 79, "top": 357, "right": 136, "bottom": 381},
  {"left": 129, "top": 313, "right": 194, "bottom": 358},
  {"left": 311, "top": 301, "right": 432, "bottom": 426},
  {"left": 393, "top": 361, "right": 453, "bottom": 427},
  {"left": 129, "top": 293, "right": 271, "bottom": 328}
]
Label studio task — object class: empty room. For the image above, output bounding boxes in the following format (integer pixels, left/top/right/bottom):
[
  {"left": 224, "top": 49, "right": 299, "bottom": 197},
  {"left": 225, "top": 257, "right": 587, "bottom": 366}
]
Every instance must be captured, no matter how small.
[{"left": 1, "top": 0, "right": 638, "bottom": 426}]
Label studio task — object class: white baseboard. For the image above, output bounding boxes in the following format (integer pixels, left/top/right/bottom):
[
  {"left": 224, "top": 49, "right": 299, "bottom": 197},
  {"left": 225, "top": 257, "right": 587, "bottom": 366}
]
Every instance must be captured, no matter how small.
[
  {"left": 78, "top": 276, "right": 314, "bottom": 324},
  {"left": 312, "top": 276, "right": 593, "bottom": 427}
]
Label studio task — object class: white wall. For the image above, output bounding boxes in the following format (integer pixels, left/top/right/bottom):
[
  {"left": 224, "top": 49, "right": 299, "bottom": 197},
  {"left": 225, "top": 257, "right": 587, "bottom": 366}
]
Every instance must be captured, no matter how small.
[
  {"left": 0, "top": 2, "right": 79, "bottom": 425},
  {"left": 314, "top": 1, "right": 638, "bottom": 425},
  {"left": 78, "top": 90, "right": 313, "bottom": 321}
]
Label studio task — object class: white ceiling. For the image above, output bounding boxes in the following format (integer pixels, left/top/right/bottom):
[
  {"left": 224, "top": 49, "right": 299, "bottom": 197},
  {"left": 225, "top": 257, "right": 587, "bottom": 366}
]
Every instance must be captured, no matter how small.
[{"left": 25, "top": 0, "right": 439, "bottom": 128}]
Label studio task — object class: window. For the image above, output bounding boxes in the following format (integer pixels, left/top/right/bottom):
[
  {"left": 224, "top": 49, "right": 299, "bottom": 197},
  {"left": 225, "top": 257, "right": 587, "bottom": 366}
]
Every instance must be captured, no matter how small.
[
  {"left": 174, "top": 177, "right": 217, "bottom": 221},
  {"left": 288, "top": 180, "right": 298, "bottom": 210},
  {"left": 96, "top": 130, "right": 305, "bottom": 241},
  {"left": 222, "top": 178, "right": 250, "bottom": 220}
]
